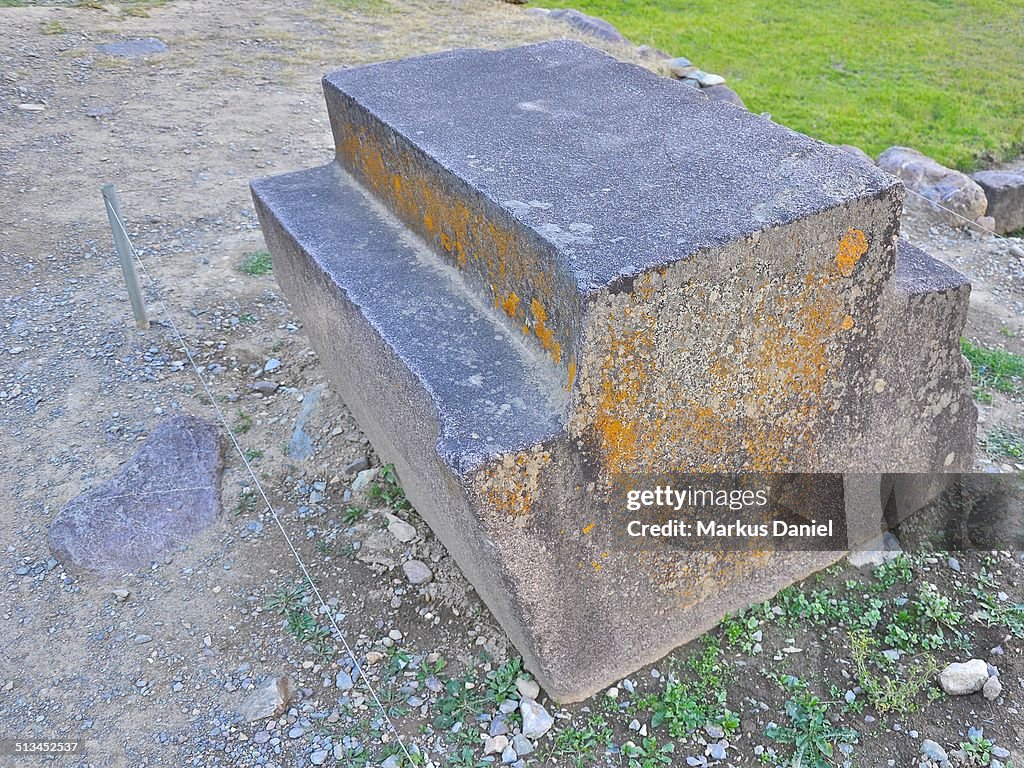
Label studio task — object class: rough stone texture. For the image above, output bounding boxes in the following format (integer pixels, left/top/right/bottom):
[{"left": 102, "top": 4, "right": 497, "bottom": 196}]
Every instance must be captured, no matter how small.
[
  {"left": 878, "top": 146, "right": 988, "bottom": 227},
  {"left": 837, "top": 144, "right": 874, "bottom": 165},
  {"left": 240, "top": 676, "right": 293, "bottom": 721},
  {"left": 983, "top": 675, "right": 1002, "bottom": 701},
  {"left": 252, "top": 41, "right": 974, "bottom": 702},
  {"left": 971, "top": 170, "right": 1024, "bottom": 234},
  {"left": 48, "top": 415, "right": 223, "bottom": 574},
  {"left": 939, "top": 659, "right": 989, "bottom": 695}
]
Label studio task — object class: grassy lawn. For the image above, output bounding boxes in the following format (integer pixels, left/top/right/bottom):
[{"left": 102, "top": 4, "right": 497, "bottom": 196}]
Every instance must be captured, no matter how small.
[{"left": 535, "top": 0, "right": 1024, "bottom": 170}]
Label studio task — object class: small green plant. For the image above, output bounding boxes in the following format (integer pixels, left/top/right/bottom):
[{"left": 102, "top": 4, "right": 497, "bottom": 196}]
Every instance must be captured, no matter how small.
[
  {"left": 871, "top": 555, "right": 913, "bottom": 590},
  {"left": 234, "top": 409, "right": 253, "bottom": 434},
  {"left": 234, "top": 488, "right": 257, "bottom": 516},
  {"left": 621, "top": 736, "right": 675, "bottom": 768},
  {"left": 244, "top": 447, "right": 264, "bottom": 462},
  {"left": 765, "top": 688, "right": 858, "bottom": 768},
  {"left": 722, "top": 611, "right": 761, "bottom": 653},
  {"left": 433, "top": 675, "right": 487, "bottom": 730},
  {"left": 267, "top": 582, "right": 333, "bottom": 658},
  {"left": 341, "top": 504, "right": 369, "bottom": 525},
  {"left": 367, "top": 463, "right": 413, "bottom": 511},
  {"left": 973, "top": 583, "right": 1024, "bottom": 638},
  {"left": 647, "top": 638, "right": 736, "bottom": 739},
  {"left": 973, "top": 387, "right": 995, "bottom": 405},
  {"left": 41, "top": 19, "right": 67, "bottom": 34},
  {"left": 884, "top": 582, "right": 965, "bottom": 652},
  {"left": 961, "top": 339, "right": 1024, "bottom": 396},
  {"left": 961, "top": 729, "right": 994, "bottom": 766},
  {"left": 267, "top": 583, "right": 306, "bottom": 615},
  {"left": 485, "top": 658, "right": 523, "bottom": 703},
  {"left": 850, "top": 631, "right": 939, "bottom": 713},
  {"left": 985, "top": 427, "right": 1024, "bottom": 460},
  {"left": 551, "top": 714, "right": 614, "bottom": 765},
  {"left": 445, "top": 746, "right": 489, "bottom": 768},
  {"left": 240, "top": 249, "right": 273, "bottom": 276}
]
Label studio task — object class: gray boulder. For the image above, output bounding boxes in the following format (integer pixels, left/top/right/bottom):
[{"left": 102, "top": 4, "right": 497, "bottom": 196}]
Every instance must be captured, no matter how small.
[
  {"left": 877, "top": 146, "right": 987, "bottom": 227},
  {"left": 48, "top": 415, "right": 223, "bottom": 574},
  {"left": 971, "top": 170, "right": 1024, "bottom": 234},
  {"left": 701, "top": 84, "right": 746, "bottom": 109},
  {"left": 547, "top": 8, "right": 630, "bottom": 45}
]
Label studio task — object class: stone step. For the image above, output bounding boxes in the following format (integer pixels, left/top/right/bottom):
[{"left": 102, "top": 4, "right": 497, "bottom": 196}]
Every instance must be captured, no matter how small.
[
  {"left": 251, "top": 161, "right": 567, "bottom": 474},
  {"left": 323, "top": 41, "right": 903, "bottom": 392}
]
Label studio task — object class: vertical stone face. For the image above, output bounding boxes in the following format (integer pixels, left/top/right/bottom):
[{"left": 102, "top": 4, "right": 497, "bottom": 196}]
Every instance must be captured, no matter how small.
[{"left": 252, "top": 41, "right": 975, "bottom": 702}]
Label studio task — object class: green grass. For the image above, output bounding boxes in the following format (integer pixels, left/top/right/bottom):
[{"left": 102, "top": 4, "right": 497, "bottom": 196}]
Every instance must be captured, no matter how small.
[
  {"left": 240, "top": 249, "right": 273, "bottom": 276},
  {"left": 534, "top": 0, "right": 1024, "bottom": 169},
  {"left": 962, "top": 339, "right": 1024, "bottom": 396},
  {"left": 985, "top": 427, "right": 1024, "bottom": 460}
]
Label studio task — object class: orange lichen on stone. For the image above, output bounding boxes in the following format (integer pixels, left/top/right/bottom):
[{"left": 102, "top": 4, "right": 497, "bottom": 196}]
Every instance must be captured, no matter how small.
[
  {"left": 576, "top": 237, "right": 863, "bottom": 476},
  {"left": 835, "top": 228, "right": 868, "bottom": 277},
  {"left": 495, "top": 290, "right": 521, "bottom": 319},
  {"left": 475, "top": 446, "right": 552, "bottom": 518},
  {"left": 530, "top": 298, "right": 561, "bottom": 363},
  {"left": 566, "top": 359, "right": 577, "bottom": 392},
  {"left": 336, "top": 122, "right": 570, "bottom": 369},
  {"left": 582, "top": 523, "right": 595, "bottom": 534}
]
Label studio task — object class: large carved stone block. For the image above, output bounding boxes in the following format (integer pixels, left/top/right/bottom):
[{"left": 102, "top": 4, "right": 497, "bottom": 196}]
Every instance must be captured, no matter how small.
[{"left": 252, "top": 41, "right": 974, "bottom": 701}]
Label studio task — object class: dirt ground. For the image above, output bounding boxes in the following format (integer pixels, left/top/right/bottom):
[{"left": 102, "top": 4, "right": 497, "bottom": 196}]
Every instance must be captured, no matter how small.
[{"left": 2, "top": 1, "right": 1023, "bottom": 767}]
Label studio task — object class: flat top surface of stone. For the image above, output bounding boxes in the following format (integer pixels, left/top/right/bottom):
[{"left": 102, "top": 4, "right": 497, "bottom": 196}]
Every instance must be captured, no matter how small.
[
  {"left": 326, "top": 41, "right": 898, "bottom": 291},
  {"left": 251, "top": 163, "right": 566, "bottom": 471},
  {"left": 895, "top": 239, "right": 969, "bottom": 295}
]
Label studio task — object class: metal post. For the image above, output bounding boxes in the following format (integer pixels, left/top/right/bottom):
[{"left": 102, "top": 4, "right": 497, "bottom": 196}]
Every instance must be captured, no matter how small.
[{"left": 102, "top": 184, "right": 149, "bottom": 330}]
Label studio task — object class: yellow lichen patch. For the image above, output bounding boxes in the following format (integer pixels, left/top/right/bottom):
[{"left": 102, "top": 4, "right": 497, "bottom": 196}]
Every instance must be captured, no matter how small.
[
  {"left": 835, "top": 228, "right": 868, "bottom": 277},
  {"left": 566, "top": 359, "right": 577, "bottom": 392},
  {"left": 474, "top": 446, "right": 552, "bottom": 518},
  {"left": 336, "top": 122, "right": 570, "bottom": 370},
  {"left": 582, "top": 523, "right": 595, "bottom": 535},
  {"left": 841, "top": 314, "right": 855, "bottom": 330},
  {"left": 574, "top": 246, "right": 860, "bottom": 476},
  {"left": 530, "top": 298, "right": 558, "bottom": 358},
  {"left": 495, "top": 290, "right": 521, "bottom": 319}
]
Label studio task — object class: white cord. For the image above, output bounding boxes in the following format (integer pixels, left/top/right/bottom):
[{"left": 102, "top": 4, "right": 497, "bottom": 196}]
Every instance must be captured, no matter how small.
[{"left": 103, "top": 197, "right": 420, "bottom": 767}]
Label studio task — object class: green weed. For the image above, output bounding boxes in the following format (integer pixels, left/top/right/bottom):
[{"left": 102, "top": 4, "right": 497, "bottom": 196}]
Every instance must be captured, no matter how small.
[
  {"left": 765, "top": 686, "right": 858, "bottom": 768},
  {"left": 962, "top": 339, "right": 1024, "bottom": 396},
  {"left": 240, "top": 249, "right": 273, "bottom": 276},
  {"left": 850, "top": 631, "right": 939, "bottom": 713}
]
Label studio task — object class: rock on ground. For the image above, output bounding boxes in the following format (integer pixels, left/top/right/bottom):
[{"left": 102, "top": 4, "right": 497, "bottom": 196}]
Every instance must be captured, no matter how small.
[
  {"left": 543, "top": 8, "right": 630, "bottom": 45},
  {"left": 519, "top": 697, "right": 553, "bottom": 739},
  {"left": 971, "top": 170, "right": 1024, "bottom": 234},
  {"left": 877, "top": 146, "right": 988, "bottom": 228},
  {"left": 48, "top": 414, "right": 223, "bottom": 574},
  {"left": 701, "top": 84, "right": 746, "bottom": 109},
  {"left": 239, "top": 676, "right": 293, "bottom": 721},
  {"left": 402, "top": 559, "right": 433, "bottom": 585},
  {"left": 938, "top": 659, "right": 989, "bottom": 695},
  {"left": 983, "top": 674, "right": 1003, "bottom": 701}
]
